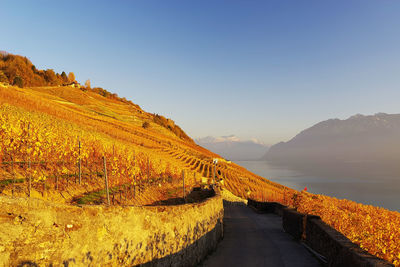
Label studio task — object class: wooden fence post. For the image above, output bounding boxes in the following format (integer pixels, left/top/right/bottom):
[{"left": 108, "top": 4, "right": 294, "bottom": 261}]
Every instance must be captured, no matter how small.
[
  {"left": 56, "top": 171, "right": 58, "bottom": 191},
  {"left": 212, "top": 162, "right": 216, "bottom": 185},
  {"left": 147, "top": 158, "right": 150, "bottom": 184},
  {"left": 103, "top": 156, "right": 110, "bottom": 205},
  {"left": 28, "top": 156, "right": 31, "bottom": 197},
  {"left": 133, "top": 174, "right": 136, "bottom": 199},
  {"left": 182, "top": 170, "right": 185, "bottom": 202},
  {"left": 11, "top": 156, "right": 15, "bottom": 197},
  {"left": 27, "top": 123, "right": 31, "bottom": 197},
  {"left": 78, "top": 138, "right": 81, "bottom": 185}
]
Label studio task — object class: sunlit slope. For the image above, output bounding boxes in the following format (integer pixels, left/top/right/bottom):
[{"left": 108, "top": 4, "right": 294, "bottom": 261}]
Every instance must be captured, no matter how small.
[
  {"left": 1, "top": 84, "right": 400, "bottom": 265},
  {"left": 0, "top": 84, "right": 280, "bottom": 202},
  {"left": 28, "top": 86, "right": 187, "bottom": 141}
]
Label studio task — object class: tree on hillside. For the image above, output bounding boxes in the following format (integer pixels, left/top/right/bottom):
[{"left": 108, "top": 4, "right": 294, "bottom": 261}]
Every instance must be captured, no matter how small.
[
  {"left": 0, "top": 71, "right": 8, "bottom": 83},
  {"left": 43, "top": 69, "right": 58, "bottom": 85},
  {"left": 61, "top": 71, "right": 68, "bottom": 82},
  {"left": 1, "top": 54, "right": 45, "bottom": 87},
  {"left": 142, "top": 122, "right": 150, "bottom": 129},
  {"left": 31, "top": 64, "right": 38, "bottom": 73},
  {"left": 68, "top": 72, "right": 76, "bottom": 83},
  {"left": 0, "top": 53, "right": 70, "bottom": 87},
  {"left": 13, "top": 76, "right": 24, "bottom": 88},
  {"left": 85, "top": 79, "right": 91, "bottom": 88}
]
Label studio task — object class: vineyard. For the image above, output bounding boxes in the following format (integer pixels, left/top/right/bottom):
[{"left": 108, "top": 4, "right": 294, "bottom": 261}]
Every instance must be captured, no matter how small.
[{"left": 0, "top": 84, "right": 399, "bottom": 266}]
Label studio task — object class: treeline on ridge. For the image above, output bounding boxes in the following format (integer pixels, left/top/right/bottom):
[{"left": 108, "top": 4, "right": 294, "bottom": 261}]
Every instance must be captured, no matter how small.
[
  {"left": 0, "top": 51, "right": 192, "bottom": 142},
  {"left": 83, "top": 86, "right": 142, "bottom": 111},
  {"left": 153, "top": 114, "right": 193, "bottom": 143},
  {"left": 0, "top": 51, "right": 75, "bottom": 88},
  {"left": 0, "top": 51, "right": 142, "bottom": 110}
]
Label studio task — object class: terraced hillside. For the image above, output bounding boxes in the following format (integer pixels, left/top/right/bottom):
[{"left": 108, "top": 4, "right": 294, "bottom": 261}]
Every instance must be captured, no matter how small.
[
  {"left": 0, "top": 83, "right": 284, "bottom": 205},
  {"left": 1, "top": 73, "right": 399, "bottom": 265}
]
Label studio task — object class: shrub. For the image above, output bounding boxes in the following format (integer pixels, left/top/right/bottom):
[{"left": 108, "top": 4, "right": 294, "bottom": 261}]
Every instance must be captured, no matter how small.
[
  {"left": 142, "top": 121, "right": 150, "bottom": 129},
  {"left": 0, "top": 71, "right": 8, "bottom": 83},
  {"left": 13, "top": 76, "right": 24, "bottom": 88},
  {"left": 152, "top": 114, "right": 193, "bottom": 142}
]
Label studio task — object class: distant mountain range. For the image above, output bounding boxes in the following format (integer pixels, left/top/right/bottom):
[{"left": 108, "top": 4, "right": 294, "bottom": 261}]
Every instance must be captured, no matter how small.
[
  {"left": 264, "top": 113, "right": 400, "bottom": 170},
  {"left": 196, "top": 135, "right": 268, "bottom": 161}
]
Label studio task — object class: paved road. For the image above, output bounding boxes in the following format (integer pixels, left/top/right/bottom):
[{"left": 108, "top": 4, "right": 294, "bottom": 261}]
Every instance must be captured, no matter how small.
[{"left": 201, "top": 202, "right": 321, "bottom": 267}]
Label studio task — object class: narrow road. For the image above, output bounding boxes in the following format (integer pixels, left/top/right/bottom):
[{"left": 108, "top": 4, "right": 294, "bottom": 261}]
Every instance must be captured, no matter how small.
[{"left": 201, "top": 202, "right": 321, "bottom": 267}]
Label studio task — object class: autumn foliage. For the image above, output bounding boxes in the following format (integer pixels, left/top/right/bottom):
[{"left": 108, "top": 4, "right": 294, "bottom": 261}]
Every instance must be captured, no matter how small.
[
  {"left": 247, "top": 186, "right": 400, "bottom": 266},
  {"left": 0, "top": 52, "right": 71, "bottom": 87},
  {"left": 0, "top": 53, "right": 398, "bottom": 265}
]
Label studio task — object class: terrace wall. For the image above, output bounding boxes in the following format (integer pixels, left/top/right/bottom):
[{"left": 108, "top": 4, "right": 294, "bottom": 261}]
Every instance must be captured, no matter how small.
[
  {"left": 0, "top": 194, "right": 223, "bottom": 266},
  {"left": 248, "top": 199, "right": 393, "bottom": 267}
]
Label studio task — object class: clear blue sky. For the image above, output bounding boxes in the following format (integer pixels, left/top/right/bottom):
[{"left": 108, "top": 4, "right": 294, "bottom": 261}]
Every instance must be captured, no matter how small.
[{"left": 3, "top": 1, "right": 400, "bottom": 144}]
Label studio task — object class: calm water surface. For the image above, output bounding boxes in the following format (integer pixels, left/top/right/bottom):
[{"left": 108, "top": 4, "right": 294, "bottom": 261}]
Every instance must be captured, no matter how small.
[{"left": 236, "top": 160, "right": 400, "bottom": 212}]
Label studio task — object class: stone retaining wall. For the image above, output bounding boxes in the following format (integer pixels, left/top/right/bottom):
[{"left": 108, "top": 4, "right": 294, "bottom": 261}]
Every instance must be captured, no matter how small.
[
  {"left": 248, "top": 199, "right": 393, "bottom": 267},
  {"left": 282, "top": 208, "right": 305, "bottom": 241},
  {"left": 247, "top": 199, "right": 284, "bottom": 215},
  {"left": 0, "top": 194, "right": 224, "bottom": 266},
  {"left": 305, "top": 215, "right": 392, "bottom": 267}
]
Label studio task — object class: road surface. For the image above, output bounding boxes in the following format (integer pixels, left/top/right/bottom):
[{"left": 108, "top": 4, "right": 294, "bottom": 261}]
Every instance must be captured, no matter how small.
[{"left": 201, "top": 202, "right": 321, "bottom": 267}]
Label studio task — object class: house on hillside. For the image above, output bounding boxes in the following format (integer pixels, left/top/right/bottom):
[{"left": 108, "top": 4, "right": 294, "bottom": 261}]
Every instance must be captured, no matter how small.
[{"left": 63, "top": 81, "right": 81, "bottom": 88}]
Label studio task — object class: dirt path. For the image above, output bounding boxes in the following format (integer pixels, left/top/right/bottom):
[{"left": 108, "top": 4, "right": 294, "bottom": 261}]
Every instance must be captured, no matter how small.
[{"left": 201, "top": 201, "right": 321, "bottom": 267}]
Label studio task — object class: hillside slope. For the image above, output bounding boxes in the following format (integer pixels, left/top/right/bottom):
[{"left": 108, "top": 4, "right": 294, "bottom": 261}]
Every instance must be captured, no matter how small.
[
  {"left": 0, "top": 82, "right": 281, "bottom": 205},
  {"left": 1, "top": 55, "right": 399, "bottom": 265}
]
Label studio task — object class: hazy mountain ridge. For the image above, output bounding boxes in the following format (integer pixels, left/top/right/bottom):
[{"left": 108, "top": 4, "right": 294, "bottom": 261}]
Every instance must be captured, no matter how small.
[
  {"left": 196, "top": 135, "right": 268, "bottom": 161},
  {"left": 264, "top": 113, "right": 400, "bottom": 166}
]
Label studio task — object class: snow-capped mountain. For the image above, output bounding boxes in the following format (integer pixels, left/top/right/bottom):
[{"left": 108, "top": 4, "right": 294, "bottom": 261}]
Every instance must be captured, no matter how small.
[{"left": 196, "top": 135, "right": 268, "bottom": 161}]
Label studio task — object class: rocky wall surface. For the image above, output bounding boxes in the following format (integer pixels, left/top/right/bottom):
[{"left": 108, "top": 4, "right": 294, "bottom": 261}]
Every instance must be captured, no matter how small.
[
  {"left": 305, "top": 216, "right": 393, "bottom": 267},
  {"left": 282, "top": 208, "right": 305, "bottom": 241},
  {"left": 0, "top": 194, "right": 223, "bottom": 266}
]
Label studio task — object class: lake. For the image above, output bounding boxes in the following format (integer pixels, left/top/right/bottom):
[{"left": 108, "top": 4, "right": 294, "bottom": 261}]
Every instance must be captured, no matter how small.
[{"left": 235, "top": 160, "right": 400, "bottom": 212}]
